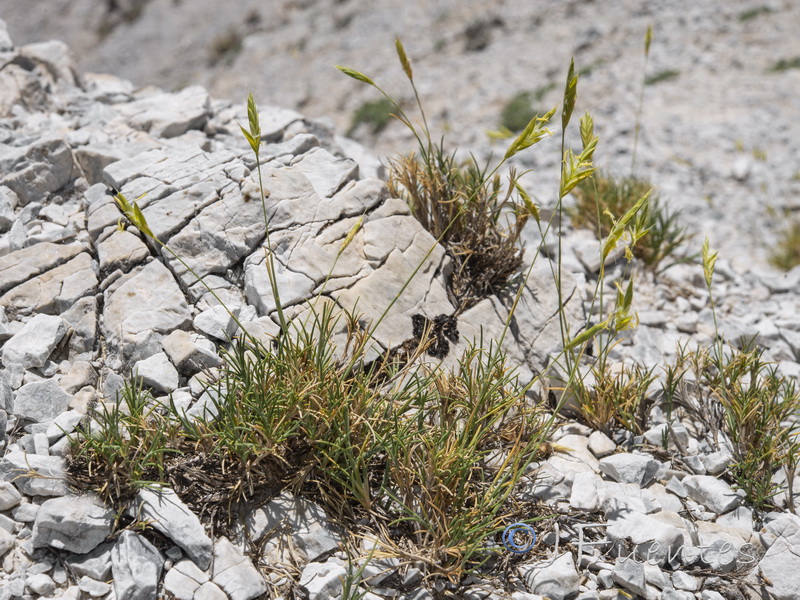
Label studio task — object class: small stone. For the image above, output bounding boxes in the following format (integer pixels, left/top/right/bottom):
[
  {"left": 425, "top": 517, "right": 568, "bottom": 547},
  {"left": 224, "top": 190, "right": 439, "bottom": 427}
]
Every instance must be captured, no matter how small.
[
  {"left": 671, "top": 570, "right": 699, "bottom": 591},
  {"left": 701, "top": 449, "right": 734, "bottom": 475},
  {"left": 570, "top": 471, "right": 601, "bottom": 511},
  {"left": 78, "top": 575, "right": 112, "bottom": 597},
  {"left": 12, "top": 378, "right": 72, "bottom": 424},
  {"left": 45, "top": 410, "right": 84, "bottom": 443},
  {"left": 588, "top": 430, "right": 616, "bottom": 458},
  {"left": 132, "top": 352, "right": 180, "bottom": 393},
  {"left": 0, "top": 314, "right": 66, "bottom": 369},
  {"left": 665, "top": 476, "right": 688, "bottom": 498},
  {"left": 598, "top": 453, "right": 660, "bottom": 487},
  {"left": 0, "top": 451, "right": 67, "bottom": 496},
  {"left": 606, "top": 511, "right": 683, "bottom": 567},
  {"left": 162, "top": 329, "right": 222, "bottom": 375},
  {"left": 519, "top": 553, "right": 580, "bottom": 600},
  {"left": 65, "top": 542, "right": 114, "bottom": 580},
  {"left": 193, "top": 304, "right": 240, "bottom": 341},
  {"left": 0, "top": 481, "right": 22, "bottom": 510},
  {"left": 12, "top": 502, "right": 39, "bottom": 522},
  {"left": 298, "top": 559, "right": 347, "bottom": 600},
  {"left": 59, "top": 360, "right": 97, "bottom": 394},
  {"left": 32, "top": 432, "right": 49, "bottom": 455},
  {"left": 126, "top": 486, "right": 212, "bottom": 570},
  {"left": 26, "top": 572, "right": 55, "bottom": 596},
  {"left": 0, "top": 527, "right": 14, "bottom": 557},
  {"left": 611, "top": 559, "right": 647, "bottom": 598},
  {"left": 682, "top": 455, "right": 706, "bottom": 475},
  {"left": 683, "top": 475, "right": 741, "bottom": 514}
]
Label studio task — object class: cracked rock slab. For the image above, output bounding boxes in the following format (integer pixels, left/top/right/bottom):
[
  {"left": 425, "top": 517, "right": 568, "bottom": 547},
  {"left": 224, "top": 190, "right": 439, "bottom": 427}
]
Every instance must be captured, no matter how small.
[
  {"left": 0, "top": 136, "right": 78, "bottom": 205},
  {"left": 96, "top": 229, "right": 151, "bottom": 273},
  {"left": 163, "top": 559, "right": 210, "bottom": 600},
  {"left": 0, "top": 242, "right": 83, "bottom": 295},
  {"left": 211, "top": 536, "right": 267, "bottom": 600},
  {"left": 0, "top": 251, "right": 98, "bottom": 317},
  {"left": 290, "top": 146, "right": 358, "bottom": 198},
  {"left": 102, "top": 259, "right": 192, "bottom": 370},
  {"left": 113, "top": 85, "right": 211, "bottom": 139},
  {"left": 164, "top": 184, "right": 268, "bottom": 287}
]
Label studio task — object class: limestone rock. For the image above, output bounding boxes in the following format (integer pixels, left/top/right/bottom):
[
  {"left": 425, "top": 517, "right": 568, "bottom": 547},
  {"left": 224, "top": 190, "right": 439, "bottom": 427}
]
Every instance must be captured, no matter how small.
[
  {"left": 0, "top": 137, "right": 77, "bottom": 206},
  {"left": 161, "top": 329, "right": 222, "bottom": 375},
  {"left": 0, "top": 313, "right": 66, "bottom": 369},
  {"left": 245, "top": 493, "right": 341, "bottom": 564},
  {"left": 133, "top": 352, "right": 180, "bottom": 393},
  {"left": 32, "top": 495, "right": 113, "bottom": 554},
  {"left": 683, "top": 475, "right": 742, "bottom": 515},
  {"left": 519, "top": 553, "right": 580, "bottom": 600},
  {"left": 96, "top": 229, "right": 151, "bottom": 273},
  {"left": 11, "top": 378, "right": 72, "bottom": 423},
  {"left": 298, "top": 559, "right": 348, "bottom": 600},
  {"left": 111, "top": 530, "right": 164, "bottom": 600},
  {"left": 0, "top": 251, "right": 98, "bottom": 317},
  {"left": 113, "top": 85, "right": 211, "bottom": 138},
  {"left": 0, "top": 242, "right": 83, "bottom": 296},
  {"left": 211, "top": 536, "right": 267, "bottom": 600},
  {"left": 102, "top": 259, "right": 192, "bottom": 370},
  {"left": 126, "top": 486, "right": 212, "bottom": 570},
  {"left": 599, "top": 453, "right": 661, "bottom": 487}
]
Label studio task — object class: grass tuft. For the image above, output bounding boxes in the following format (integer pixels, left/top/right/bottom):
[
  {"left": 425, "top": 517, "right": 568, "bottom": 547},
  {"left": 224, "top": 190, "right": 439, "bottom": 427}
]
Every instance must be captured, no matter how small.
[
  {"left": 738, "top": 5, "right": 773, "bottom": 21},
  {"left": 499, "top": 91, "right": 538, "bottom": 133},
  {"left": 769, "top": 218, "right": 800, "bottom": 271},
  {"left": 571, "top": 359, "right": 657, "bottom": 436},
  {"left": 645, "top": 69, "right": 680, "bottom": 86},
  {"left": 388, "top": 151, "right": 528, "bottom": 311},
  {"left": 770, "top": 57, "right": 800, "bottom": 72},
  {"left": 347, "top": 98, "right": 395, "bottom": 136},
  {"left": 569, "top": 173, "right": 694, "bottom": 273},
  {"left": 209, "top": 28, "right": 244, "bottom": 66}
]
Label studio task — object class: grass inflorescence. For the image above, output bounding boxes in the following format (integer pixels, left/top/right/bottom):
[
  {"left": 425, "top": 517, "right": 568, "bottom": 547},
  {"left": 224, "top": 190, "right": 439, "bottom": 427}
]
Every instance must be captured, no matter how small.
[
  {"left": 769, "top": 218, "right": 800, "bottom": 271},
  {"left": 569, "top": 172, "right": 693, "bottom": 273}
]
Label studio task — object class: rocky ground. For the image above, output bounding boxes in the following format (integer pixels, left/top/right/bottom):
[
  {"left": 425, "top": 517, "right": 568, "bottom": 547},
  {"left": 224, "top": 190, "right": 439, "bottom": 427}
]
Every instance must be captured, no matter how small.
[{"left": 1, "top": 3, "right": 800, "bottom": 600}]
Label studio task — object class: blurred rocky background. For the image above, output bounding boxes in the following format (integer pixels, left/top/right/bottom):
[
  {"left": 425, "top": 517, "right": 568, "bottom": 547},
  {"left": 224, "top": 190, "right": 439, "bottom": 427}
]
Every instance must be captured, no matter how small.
[{"left": 3, "top": 0, "right": 800, "bottom": 270}]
